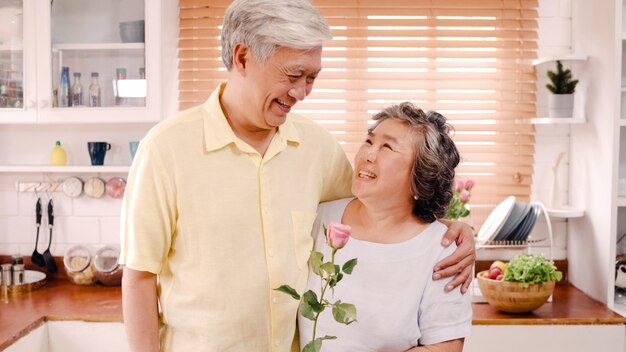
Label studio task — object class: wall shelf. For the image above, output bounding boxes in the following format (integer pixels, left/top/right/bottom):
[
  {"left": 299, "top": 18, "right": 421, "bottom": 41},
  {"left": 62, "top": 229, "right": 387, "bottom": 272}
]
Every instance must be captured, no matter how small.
[
  {"left": 53, "top": 43, "right": 145, "bottom": 51},
  {"left": 531, "top": 117, "right": 586, "bottom": 124},
  {"left": 0, "top": 165, "right": 130, "bottom": 173},
  {"left": 546, "top": 207, "right": 585, "bottom": 218},
  {"left": 532, "top": 54, "right": 588, "bottom": 66}
]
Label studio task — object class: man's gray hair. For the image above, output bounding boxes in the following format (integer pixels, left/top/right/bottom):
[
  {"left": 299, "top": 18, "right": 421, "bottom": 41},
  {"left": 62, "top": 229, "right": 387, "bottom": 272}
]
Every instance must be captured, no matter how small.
[{"left": 221, "top": 0, "right": 332, "bottom": 71}]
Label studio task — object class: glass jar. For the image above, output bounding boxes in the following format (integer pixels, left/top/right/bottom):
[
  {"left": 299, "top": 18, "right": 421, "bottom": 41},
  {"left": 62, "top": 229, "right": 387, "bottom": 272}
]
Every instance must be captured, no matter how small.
[
  {"left": 63, "top": 245, "right": 97, "bottom": 285},
  {"left": 93, "top": 246, "right": 123, "bottom": 286}
]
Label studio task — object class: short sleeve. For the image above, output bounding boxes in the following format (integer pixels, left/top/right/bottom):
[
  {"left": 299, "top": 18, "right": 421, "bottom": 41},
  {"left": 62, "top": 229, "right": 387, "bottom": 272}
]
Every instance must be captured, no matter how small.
[
  {"left": 319, "top": 138, "right": 353, "bottom": 202},
  {"left": 418, "top": 243, "right": 472, "bottom": 345},
  {"left": 119, "top": 137, "right": 177, "bottom": 274}
]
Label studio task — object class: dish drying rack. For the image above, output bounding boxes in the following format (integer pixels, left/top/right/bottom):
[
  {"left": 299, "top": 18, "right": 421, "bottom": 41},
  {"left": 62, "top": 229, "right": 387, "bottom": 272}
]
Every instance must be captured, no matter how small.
[
  {"left": 475, "top": 201, "right": 554, "bottom": 261},
  {"left": 472, "top": 201, "right": 554, "bottom": 303}
]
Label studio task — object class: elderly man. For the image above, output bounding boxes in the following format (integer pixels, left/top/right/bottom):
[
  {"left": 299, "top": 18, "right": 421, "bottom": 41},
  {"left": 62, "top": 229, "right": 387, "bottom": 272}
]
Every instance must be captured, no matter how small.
[{"left": 120, "top": 0, "right": 476, "bottom": 351}]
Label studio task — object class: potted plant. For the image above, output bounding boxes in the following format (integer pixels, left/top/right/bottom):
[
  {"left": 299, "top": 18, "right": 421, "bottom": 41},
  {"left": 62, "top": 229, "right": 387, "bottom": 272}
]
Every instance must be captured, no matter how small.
[{"left": 546, "top": 60, "right": 579, "bottom": 118}]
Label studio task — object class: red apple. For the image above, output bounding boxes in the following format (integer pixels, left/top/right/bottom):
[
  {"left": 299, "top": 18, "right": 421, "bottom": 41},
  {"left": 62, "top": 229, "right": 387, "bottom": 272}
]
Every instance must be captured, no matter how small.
[{"left": 488, "top": 267, "right": 502, "bottom": 280}]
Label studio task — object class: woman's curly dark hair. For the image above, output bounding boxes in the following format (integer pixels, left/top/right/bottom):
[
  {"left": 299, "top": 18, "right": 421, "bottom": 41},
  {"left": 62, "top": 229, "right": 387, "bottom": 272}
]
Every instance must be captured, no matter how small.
[{"left": 371, "top": 102, "right": 460, "bottom": 222}]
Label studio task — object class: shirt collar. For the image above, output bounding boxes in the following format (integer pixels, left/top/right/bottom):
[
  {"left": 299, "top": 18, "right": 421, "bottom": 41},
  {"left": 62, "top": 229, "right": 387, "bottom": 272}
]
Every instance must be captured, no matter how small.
[{"left": 202, "top": 83, "right": 301, "bottom": 153}]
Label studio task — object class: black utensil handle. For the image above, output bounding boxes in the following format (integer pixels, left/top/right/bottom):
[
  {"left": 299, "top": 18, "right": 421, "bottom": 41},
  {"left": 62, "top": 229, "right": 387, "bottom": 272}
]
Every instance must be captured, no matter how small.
[
  {"left": 47, "top": 199, "right": 54, "bottom": 227},
  {"left": 36, "top": 198, "right": 42, "bottom": 225}
]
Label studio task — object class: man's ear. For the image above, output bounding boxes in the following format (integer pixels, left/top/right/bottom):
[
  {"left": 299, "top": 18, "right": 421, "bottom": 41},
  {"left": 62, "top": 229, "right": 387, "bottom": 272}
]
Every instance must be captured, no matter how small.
[{"left": 232, "top": 43, "right": 249, "bottom": 76}]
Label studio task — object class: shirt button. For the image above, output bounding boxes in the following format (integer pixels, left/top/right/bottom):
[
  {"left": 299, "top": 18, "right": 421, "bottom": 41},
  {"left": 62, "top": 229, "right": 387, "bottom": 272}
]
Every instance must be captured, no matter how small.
[
  {"left": 272, "top": 297, "right": 277, "bottom": 303},
  {"left": 268, "top": 250, "right": 274, "bottom": 257},
  {"left": 274, "top": 340, "right": 280, "bottom": 346}
]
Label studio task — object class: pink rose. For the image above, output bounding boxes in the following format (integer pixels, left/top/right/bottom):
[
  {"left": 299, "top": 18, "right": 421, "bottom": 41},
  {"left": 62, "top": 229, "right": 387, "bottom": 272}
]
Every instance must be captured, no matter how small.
[
  {"left": 327, "top": 222, "right": 351, "bottom": 249},
  {"left": 464, "top": 179, "right": 475, "bottom": 190},
  {"left": 460, "top": 189, "right": 470, "bottom": 203},
  {"left": 455, "top": 180, "right": 464, "bottom": 193}
]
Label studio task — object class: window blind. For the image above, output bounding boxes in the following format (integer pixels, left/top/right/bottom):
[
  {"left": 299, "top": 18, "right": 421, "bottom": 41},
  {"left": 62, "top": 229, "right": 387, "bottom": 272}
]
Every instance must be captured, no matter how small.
[{"left": 178, "top": 0, "right": 538, "bottom": 228}]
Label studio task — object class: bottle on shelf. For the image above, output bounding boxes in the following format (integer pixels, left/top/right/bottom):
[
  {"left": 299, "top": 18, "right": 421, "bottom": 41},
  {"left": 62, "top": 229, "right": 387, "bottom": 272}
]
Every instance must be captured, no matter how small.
[
  {"left": 71, "top": 72, "right": 83, "bottom": 107},
  {"left": 115, "top": 67, "right": 126, "bottom": 106},
  {"left": 88, "top": 72, "right": 101, "bottom": 107},
  {"left": 58, "top": 66, "right": 71, "bottom": 107},
  {"left": 138, "top": 67, "right": 146, "bottom": 106},
  {"left": 50, "top": 140, "right": 67, "bottom": 166}
]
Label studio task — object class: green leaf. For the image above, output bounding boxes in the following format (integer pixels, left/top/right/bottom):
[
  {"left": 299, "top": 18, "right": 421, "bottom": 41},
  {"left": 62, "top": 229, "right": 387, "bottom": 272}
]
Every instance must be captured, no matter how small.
[
  {"left": 321, "top": 262, "right": 336, "bottom": 276},
  {"left": 303, "top": 290, "right": 325, "bottom": 313},
  {"left": 332, "top": 301, "right": 357, "bottom": 325},
  {"left": 274, "top": 285, "right": 300, "bottom": 300},
  {"left": 342, "top": 258, "right": 358, "bottom": 274},
  {"left": 302, "top": 339, "right": 322, "bottom": 352},
  {"left": 302, "top": 336, "right": 337, "bottom": 352},
  {"left": 329, "top": 272, "right": 343, "bottom": 288},
  {"left": 299, "top": 299, "right": 316, "bottom": 321},
  {"left": 309, "top": 251, "right": 324, "bottom": 276}
]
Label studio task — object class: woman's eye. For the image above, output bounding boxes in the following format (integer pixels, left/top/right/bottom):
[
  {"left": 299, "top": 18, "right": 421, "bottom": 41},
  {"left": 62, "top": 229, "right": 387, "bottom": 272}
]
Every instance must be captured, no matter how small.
[
  {"left": 364, "top": 139, "right": 372, "bottom": 145},
  {"left": 383, "top": 143, "right": 393, "bottom": 150}
]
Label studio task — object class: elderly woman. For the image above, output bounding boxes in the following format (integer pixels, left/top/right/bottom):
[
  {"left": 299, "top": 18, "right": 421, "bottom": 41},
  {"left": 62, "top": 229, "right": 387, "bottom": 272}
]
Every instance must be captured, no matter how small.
[{"left": 299, "top": 103, "right": 472, "bottom": 351}]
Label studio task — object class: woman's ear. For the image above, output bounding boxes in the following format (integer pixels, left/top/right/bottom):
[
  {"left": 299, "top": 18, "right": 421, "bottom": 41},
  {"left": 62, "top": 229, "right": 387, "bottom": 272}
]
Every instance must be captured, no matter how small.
[{"left": 232, "top": 43, "right": 249, "bottom": 76}]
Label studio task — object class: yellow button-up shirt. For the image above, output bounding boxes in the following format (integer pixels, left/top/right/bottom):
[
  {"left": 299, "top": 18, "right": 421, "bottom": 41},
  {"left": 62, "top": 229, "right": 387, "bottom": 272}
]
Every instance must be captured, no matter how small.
[{"left": 120, "top": 83, "right": 353, "bottom": 351}]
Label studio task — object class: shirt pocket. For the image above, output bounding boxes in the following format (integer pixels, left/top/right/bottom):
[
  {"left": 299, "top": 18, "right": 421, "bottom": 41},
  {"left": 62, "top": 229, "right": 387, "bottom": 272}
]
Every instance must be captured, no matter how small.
[{"left": 291, "top": 211, "right": 317, "bottom": 269}]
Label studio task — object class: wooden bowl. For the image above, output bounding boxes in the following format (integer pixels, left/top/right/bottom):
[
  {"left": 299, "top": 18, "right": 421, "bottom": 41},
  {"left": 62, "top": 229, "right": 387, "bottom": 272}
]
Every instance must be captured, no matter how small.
[{"left": 476, "top": 270, "right": 555, "bottom": 313}]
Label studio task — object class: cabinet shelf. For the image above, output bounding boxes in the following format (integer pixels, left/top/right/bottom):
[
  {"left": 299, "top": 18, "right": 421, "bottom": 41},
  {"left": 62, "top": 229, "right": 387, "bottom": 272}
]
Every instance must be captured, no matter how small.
[
  {"left": 619, "top": 119, "right": 626, "bottom": 127},
  {"left": 0, "top": 44, "right": 23, "bottom": 52},
  {"left": 53, "top": 43, "right": 144, "bottom": 51},
  {"left": 618, "top": 197, "right": 626, "bottom": 207},
  {"left": 0, "top": 165, "right": 130, "bottom": 173},
  {"left": 532, "top": 54, "right": 588, "bottom": 66},
  {"left": 531, "top": 117, "right": 586, "bottom": 124}
]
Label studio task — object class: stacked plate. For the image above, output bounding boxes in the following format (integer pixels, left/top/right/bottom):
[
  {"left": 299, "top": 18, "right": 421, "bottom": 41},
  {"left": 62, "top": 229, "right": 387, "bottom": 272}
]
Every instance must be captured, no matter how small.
[{"left": 477, "top": 196, "right": 540, "bottom": 243}]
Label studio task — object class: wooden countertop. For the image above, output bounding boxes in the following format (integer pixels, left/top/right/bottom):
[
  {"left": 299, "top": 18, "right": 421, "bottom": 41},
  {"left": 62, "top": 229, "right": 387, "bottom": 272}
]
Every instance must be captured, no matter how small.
[
  {"left": 0, "top": 279, "right": 122, "bottom": 351},
  {"left": 1, "top": 278, "right": 625, "bottom": 350}
]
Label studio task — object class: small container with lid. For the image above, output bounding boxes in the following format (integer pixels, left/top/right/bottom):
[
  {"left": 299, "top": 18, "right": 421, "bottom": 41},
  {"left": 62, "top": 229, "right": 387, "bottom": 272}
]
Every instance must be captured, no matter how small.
[
  {"left": 63, "top": 245, "right": 97, "bottom": 285},
  {"left": 1, "top": 263, "right": 12, "bottom": 286},
  {"left": 93, "top": 246, "right": 124, "bottom": 286},
  {"left": 12, "top": 264, "right": 24, "bottom": 285}
]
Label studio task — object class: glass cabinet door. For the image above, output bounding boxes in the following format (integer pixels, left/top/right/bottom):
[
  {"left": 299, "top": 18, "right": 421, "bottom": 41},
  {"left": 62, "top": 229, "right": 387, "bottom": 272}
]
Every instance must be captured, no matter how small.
[
  {"left": 49, "top": 0, "right": 146, "bottom": 109},
  {"left": 0, "top": 0, "right": 24, "bottom": 110}
]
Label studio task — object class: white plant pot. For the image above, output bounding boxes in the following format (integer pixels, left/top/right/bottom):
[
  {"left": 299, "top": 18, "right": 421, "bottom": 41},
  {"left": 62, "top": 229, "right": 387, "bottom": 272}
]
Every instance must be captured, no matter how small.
[{"left": 548, "top": 94, "right": 574, "bottom": 118}]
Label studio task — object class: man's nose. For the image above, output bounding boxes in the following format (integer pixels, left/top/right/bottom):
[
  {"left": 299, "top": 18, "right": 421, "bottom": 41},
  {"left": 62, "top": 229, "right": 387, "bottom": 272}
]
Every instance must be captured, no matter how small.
[{"left": 289, "top": 80, "right": 307, "bottom": 101}]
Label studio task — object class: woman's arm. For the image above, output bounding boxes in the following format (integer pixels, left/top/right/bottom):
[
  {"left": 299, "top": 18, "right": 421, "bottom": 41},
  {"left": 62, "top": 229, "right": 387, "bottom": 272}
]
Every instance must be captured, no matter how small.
[
  {"left": 434, "top": 220, "right": 475, "bottom": 294},
  {"left": 122, "top": 267, "right": 160, "bottom": 352},
  {"left": 406, "top": 338, "right": 465, "bottom": 352}
]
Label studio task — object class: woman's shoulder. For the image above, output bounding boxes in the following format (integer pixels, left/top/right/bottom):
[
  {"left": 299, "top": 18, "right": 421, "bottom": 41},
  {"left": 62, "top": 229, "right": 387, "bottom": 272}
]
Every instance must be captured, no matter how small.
[{"left": 316, "top": 197, "right": 354, "bottom": 222}]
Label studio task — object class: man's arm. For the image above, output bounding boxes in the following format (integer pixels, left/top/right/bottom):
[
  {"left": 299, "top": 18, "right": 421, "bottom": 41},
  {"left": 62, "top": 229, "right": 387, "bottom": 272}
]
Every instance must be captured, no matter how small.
[
  {"left": 122, "top": 267, "right": 159, "bottom": 352},
  {"left": 434, "top": 220, "right": 475, "bottom": 294}
]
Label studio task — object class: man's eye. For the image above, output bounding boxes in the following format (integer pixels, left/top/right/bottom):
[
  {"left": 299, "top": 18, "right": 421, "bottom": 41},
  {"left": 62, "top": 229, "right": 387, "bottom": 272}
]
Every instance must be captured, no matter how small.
[{"left": 364, "top": 139, "right": 372, "bottom": 145}]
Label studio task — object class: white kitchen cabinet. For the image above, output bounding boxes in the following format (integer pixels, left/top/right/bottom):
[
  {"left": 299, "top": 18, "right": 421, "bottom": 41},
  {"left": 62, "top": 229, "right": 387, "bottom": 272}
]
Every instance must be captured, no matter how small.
[
  {"left": 0, "top": 0, "right": 161, "bottom": 124},
  {"left": 465, "top": 325, "right": 625, "bottom": 352},
  {"left": 4, "top": 322, "right": 129, "bottom": 352}
]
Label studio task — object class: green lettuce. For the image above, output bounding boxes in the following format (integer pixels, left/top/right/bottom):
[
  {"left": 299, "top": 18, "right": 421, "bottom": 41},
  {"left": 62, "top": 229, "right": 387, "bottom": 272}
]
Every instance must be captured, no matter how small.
[{"left": 503, "top": 254, "right": 563, "bottom": 286}]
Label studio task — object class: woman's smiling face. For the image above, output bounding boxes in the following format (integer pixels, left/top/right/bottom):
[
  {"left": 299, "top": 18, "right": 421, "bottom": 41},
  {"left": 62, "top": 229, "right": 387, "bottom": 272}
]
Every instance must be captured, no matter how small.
[{"left": 352, "top": 118, "right": 418, "bottom": 205}]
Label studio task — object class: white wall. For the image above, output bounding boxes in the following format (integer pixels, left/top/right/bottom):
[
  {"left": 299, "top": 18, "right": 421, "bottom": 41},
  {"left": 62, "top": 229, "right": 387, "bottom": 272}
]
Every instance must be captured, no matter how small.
[{"left": 566, "top": 0, "right": 618, "bottom": 304}]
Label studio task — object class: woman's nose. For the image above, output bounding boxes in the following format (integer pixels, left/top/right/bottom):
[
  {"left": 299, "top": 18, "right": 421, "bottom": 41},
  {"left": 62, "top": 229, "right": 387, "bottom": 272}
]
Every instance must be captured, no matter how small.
[{"left": 365, "top": 148, "right": 377, "bottom": 162}]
